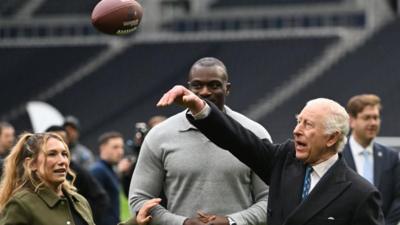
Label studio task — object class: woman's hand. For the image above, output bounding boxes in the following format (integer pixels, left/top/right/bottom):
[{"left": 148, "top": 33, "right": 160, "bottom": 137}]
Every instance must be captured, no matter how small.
[{"left": 136, "top": 198, "right": 162, "bottom": 225}]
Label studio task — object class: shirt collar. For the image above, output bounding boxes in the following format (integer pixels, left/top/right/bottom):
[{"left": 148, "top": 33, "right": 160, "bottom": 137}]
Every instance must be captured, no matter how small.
[
  {"left": 349, "top": 135, "right": 374, "bottom": 155},
  {"left": 35, "top": 185, "right": 80, "bottom": 208},
  {"left": 312, "top": 154, "right": 338, "bottom": 178}
]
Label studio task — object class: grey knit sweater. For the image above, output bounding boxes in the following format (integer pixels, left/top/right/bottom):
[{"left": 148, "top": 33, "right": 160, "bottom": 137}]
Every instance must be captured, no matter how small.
[{"left": 129, "top": 107, "right": 271, "bottom": 225}]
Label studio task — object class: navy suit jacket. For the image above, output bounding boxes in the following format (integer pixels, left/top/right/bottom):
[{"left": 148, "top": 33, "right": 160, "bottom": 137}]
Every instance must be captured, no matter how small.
[
  {"left": 90, "top": 160, "right": 121, "bottom": 225},
  {"left": 343, "top": 142, "right": 400, "bottom": 225},
  {"left": 188, "top": 102, "right": 384, "bottom": 225}
]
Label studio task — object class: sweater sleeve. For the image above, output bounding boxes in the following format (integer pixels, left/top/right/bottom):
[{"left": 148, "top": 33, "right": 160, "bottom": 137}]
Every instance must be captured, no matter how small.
[
  {"left": 228, "top": 171, "right": 268, "bottom": 225},
  {"left": 128, "top": 139, "right": 187, "bottom": 225}
]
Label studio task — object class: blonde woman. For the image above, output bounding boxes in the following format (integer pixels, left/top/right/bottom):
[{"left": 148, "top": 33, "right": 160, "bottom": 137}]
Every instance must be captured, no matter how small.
[
  {"left": 0, "top": 133, "right": 95, "bottom": 225},
  {"left": 0, "top": 132, "right": 160, "bottom": 225}
]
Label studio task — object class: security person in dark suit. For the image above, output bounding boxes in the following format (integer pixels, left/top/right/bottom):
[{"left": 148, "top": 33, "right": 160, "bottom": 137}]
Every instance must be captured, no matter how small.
[
  {"left": 157, "top": 85, "right": 384, "bottom": 225},
  {"left": 343, "top": 94, "right": 400, "bottom": 225}
]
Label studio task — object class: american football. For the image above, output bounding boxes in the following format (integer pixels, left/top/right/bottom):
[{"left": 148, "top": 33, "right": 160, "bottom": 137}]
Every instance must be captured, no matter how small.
[{"left": 91, "top": 0, "right": 143, "bottom": 35}]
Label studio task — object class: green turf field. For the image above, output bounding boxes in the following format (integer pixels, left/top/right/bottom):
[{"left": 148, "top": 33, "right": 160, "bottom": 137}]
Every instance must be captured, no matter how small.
[{"left": 120, "top": 191, "right": 132, "bottom": 221}]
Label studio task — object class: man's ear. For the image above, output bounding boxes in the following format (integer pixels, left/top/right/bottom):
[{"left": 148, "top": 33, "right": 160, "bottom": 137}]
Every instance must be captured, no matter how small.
[
  {"left": 326, "top": 131, "right": 340, "bottom": 148},
  {"left": 225, "top": 82, "right": 231, "bottom": 96}
]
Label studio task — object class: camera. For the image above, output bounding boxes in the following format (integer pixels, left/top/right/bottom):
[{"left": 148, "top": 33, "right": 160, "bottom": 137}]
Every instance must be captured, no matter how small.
[{"left": 125, "top": 122, "right": 149, "bottom": 156}]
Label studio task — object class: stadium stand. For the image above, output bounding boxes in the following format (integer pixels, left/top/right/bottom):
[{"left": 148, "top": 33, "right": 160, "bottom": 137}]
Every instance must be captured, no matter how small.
[
  {"left": 29, "top": 37, "right": 335, "bottom": 148},
  {"left": 1, "top": 0, "right": 399, "bottom": 151},
  {"left": 0, "top": 45, "right": 106, "bottom": 118},
  {"left": 211, "top": 0, "right": 345, "bottom": 8},
  {"left": 161, "top": 0, "right": 366, "bottom": 32},
  {"left": 34, "top": 0, "right": 97, "bottom": 15},
  {"left": 0, "top": 0, "right": 28, "bottom": 17},
  {"left": 260, "top": 18, "right": 400, "bottom": 143},
  {"left": 162, "top": 13, "right": 365, "bottom": 32},
  {"left": 0, "top": 23, "right": 101, "bottom": 38}
]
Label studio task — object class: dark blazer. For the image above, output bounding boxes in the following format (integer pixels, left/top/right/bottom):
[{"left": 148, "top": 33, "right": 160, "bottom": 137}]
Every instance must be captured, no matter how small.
[
  {"left": 70, "top": 161, "right": 111, "bottom": 225},
  {"left": 343, "top": 142, "right": 400, "bottom": 225},
  {"left": 188, "top": 102, "right": 384, "bottom": 225},
  {"left": 90, "top": 160, "right": 121, "bottom": 225}
]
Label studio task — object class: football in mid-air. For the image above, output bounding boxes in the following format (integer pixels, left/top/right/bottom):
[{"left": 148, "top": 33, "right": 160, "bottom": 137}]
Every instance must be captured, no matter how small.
[{"left": 91, "top": 0, "right": 143, "bottom": 35}]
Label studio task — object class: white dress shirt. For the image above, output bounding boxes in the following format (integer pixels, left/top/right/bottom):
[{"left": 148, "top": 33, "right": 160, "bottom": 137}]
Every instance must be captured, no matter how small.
[
  {"left": 309, "top": 154, "right": 339, "bottom": 192},
  {"left": 349, "top": 135, "right": 374, "bottom": 179}
]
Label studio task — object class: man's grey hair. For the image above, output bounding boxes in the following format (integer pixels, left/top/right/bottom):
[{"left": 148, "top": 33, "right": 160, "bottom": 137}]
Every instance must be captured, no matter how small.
[{"left": 306, "top": 98, "right": 350, "bottom": 152}]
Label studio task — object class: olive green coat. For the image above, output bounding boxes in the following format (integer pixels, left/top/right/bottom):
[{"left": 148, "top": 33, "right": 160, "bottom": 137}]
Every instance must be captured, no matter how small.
[{"left": 0, "top": 186, "right": 95, "bottom": 225}]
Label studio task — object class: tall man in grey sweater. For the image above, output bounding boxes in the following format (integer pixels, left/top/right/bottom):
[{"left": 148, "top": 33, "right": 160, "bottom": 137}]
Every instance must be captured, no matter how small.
[{"left": 129, "top": 57, "right": 271, "bottom": 225}]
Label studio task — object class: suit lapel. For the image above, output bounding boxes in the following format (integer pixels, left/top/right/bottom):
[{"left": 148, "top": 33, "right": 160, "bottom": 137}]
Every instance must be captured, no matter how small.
[
  {"left": 282, "top": 160, "right": 305, "bottom": 217},
  {"left": 284, "top": 157, "right": 351, "bottom": 225},
  {"left": 343, "top": 143, "right": 357, "bottom": 171},
  {"left": 373, "top": 143, "right": 383, "bottom": 186}
]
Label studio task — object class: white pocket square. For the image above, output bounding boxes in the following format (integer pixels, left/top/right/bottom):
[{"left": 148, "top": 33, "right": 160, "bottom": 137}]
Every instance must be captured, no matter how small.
[{"left": 327, "top": 217, "right": 335, "bottom": 220}]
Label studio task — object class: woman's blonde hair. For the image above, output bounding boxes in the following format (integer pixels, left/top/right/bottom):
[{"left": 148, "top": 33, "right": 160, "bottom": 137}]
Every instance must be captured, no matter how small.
[{"left": 0, "top": 132, "right": 76, "bottom": 211}]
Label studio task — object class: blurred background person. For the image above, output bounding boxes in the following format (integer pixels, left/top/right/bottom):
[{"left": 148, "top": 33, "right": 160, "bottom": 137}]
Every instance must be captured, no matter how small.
[
  {"left": 0, "top": 132, "right": 95, "bottom": 225},
  {"left": 343, "top": 94, "right": 400, "bottom": 225},
  {"left": 0, "top": 121, "right": 15, "bottom": 159},
  {"left": 90, "top": 131, "right": 125, "bottom": 225},
  {"left": 0, "top": 121, "right": 15, "bottom": 177},
  {"left": 63, "top": 115, "right": 95, "bottom": 169},
  {"left": 147, "top": 115, "right": 167, "bottom": 129},
  {"left": 45, "top": 125, "right": 111, "bottom": 225}
]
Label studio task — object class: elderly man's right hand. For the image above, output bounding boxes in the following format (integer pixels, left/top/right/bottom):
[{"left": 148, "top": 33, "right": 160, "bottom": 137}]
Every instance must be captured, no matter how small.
[{"left": 157, "top": 85, "right": 205, "bottom": 114}]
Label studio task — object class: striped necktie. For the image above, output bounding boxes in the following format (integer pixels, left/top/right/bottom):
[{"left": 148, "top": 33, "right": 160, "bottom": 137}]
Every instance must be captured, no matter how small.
[{"left": 302, "top": 165, "right": 313, "bottom": 200}]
